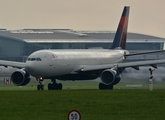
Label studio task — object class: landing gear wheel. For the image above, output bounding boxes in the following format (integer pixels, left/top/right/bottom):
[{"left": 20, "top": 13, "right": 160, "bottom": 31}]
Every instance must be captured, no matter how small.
[
  {"left": 37, "top": 84, "right": 44, "bottom": 90},
  {"left": 37, "top": 85, "right": 41, "bottom": 90},
  {"left": 47, "top": 83, "right": 63, "bottom": 90},
  {"left": 48, "top": 83, "right": 55, "bottom": 90},
  {"left": 48, "top": 83, "right": 52, "bottom": 90},
  {"left": 48, "top": 79, "right": 63, "bottom": 90},
  {"left": 99, "top": 83, "right": 113, "bottom": 90},
  {"left": 108, "top": 85, "right": 113, "bottom": 90},
  {"left": 41, "top": 85, "right": 44, "bottom": 90},
  {"left": 58, "top": 83, "right": 62, "bottom": 90},
  {"left": 99, "top": 83, "right": 104, "bottom": 90}
]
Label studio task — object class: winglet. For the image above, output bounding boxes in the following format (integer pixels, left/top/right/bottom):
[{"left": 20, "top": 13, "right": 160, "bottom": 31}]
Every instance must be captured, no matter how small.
[{"left": 110, "top": 6, "right": 130, "bottom": 49}]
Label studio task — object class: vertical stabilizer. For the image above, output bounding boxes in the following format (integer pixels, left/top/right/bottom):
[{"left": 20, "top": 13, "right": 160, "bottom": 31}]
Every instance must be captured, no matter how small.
[{"left": 110, "top": 6, "right": 130, "bottom": 49}]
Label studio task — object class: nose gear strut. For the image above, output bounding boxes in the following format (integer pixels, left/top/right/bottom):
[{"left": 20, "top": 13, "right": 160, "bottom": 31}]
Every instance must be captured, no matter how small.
[{"left": 36, "top": 77, "right": 44, "bottom": 90}]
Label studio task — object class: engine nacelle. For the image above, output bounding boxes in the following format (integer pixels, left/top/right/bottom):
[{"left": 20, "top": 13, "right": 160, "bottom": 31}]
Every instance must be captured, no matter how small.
[
  {"left": 101, "top": 69, "right": 121, "bottom": 85},
  {"left": 11, "top": 69, "right": 31, "bottom": 86}
]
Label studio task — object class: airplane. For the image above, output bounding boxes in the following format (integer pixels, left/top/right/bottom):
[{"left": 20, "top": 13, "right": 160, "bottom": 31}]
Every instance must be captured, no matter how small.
[
  {"left": 0, "top": 6, "right": 165, "bottom": 90},
  {"left": 0, "top": 66, "right": 17, "bottom": 77},
  {"left": 0, "top": 66, "right": 18, "bottom": 85}
]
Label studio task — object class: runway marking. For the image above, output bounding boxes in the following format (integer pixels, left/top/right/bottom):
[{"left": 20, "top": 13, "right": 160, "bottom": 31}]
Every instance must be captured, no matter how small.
[{"left": 126, "top": 84, "right": 142, "bottom": 87}]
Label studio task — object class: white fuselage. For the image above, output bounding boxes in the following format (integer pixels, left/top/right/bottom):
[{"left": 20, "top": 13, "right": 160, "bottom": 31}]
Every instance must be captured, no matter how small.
[{"left": 25, "top": 49, "right": 127, "bottom": 78}]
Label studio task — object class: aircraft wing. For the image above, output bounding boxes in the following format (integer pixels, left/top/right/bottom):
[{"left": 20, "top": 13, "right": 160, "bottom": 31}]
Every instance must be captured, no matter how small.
[
  {"left": 0, "top": 60, "right": 25, "bottom": 68},
  {"left": 75, "top": 59, "right": 165, "bottom": 72},
  {"left": 125, "top": 50, "right": 165, "bottom": 56}
]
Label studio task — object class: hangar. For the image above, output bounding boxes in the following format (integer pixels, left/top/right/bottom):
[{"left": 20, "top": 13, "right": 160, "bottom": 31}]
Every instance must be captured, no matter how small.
[{"left": 0, "top": 29, "right": 165, "bottom": 62}]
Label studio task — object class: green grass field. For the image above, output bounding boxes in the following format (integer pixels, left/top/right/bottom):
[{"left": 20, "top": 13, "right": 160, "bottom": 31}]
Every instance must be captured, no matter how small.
[
  {"left": 0, "top": 90, "right": 165, "bottom": 120},
  {"left": 0, "top": 80, "right": 165, "bottom": 120},
  {"left": 0, "top": 89, "right": 165, "bottom": 119}
]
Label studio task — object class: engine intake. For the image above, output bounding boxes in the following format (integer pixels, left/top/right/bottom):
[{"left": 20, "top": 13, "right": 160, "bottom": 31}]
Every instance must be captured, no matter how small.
[
  {"left": 101, "top": 69, "right": 120, "bottom": 85},
  {"left": 11, "top": 69, "right": 31, "bottom": 86}
]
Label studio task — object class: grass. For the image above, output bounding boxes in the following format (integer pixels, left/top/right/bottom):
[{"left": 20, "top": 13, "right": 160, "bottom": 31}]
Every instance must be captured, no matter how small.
[
  {"left": 0, "top": 79, "right": 165, "bottom": 119},
  {"left": 0, "top": 90, "right": 165, "bottom": 120}
]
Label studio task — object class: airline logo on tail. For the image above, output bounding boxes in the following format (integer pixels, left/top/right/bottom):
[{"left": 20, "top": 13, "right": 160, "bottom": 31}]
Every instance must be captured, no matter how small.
[{"left": 110, "top": 6, "right": 130, "bottom": 49}]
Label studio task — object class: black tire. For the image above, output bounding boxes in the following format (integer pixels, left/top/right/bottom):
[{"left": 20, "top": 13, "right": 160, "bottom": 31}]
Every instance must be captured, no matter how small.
[
  {"left": 37, "top": 85, "right": 41, "bottom": 90},
  {"left": 108, "top": 85, "right": 113, "bottom": 90},
  {"left": 48, "top": 83, "right": 63, "bottom": 90},
  {"left": 41, "top": 85, "right": 44, "bottom": 90},
  {"left": 53, "top": 83, "right": 58, "bottom": 90},
  {"left": 58, "top": 83, "right": 62, "bottom": 90},
  {"left": 99, "top": 83, "right": 113, "bottom": 90},
  {"left": 48, "top": 83, "right": 52, "bottom": 90},
  {"left": 99, "top": 83, "right": 104, "bottom": 90}
]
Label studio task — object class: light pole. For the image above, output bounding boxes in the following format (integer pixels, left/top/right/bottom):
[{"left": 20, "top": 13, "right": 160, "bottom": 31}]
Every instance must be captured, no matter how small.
[{"left": 149, "top": 68, "right": 155, "bottom": 91}]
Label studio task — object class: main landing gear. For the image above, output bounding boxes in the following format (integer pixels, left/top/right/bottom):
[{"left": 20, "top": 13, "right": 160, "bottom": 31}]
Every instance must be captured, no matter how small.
[
  {"left": 99, "top": 83, "right": 113, "bottom": 90},
  {"left": 48, "top": 79, "right": 63, "bottom": 90},
  {"left": 36, "top": 77, "right": 62, "bottom": 90},
  {"left": 37, "top": 77, "right": 44, "bottom": 90}
]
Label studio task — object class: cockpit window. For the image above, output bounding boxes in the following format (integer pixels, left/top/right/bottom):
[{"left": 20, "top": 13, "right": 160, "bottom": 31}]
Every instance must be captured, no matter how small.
[
  {"left": 31, "top": 58, "right": 36, "bottom": 61},
  {"left": 36, "top": 58, "right": 42, "bottom": 61},
  {"left": 27, "top": 58, "right": 42, "bottom": 61}
]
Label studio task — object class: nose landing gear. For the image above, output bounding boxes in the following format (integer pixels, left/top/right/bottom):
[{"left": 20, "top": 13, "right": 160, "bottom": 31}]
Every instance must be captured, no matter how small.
[{"left": 36, "top": 77, "right": 44, "bottom": 90}]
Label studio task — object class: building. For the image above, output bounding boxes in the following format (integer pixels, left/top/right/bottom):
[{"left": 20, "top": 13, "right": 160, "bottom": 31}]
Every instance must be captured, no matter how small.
[{"left": 0, "top": 29, "right": 165, "bottom": 62}]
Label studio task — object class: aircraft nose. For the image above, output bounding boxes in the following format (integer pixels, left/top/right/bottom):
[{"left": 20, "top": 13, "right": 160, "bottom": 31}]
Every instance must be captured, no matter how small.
[
  {"left": 25, "top": 61, "right": 38, "bottom": 76},
  {"left": 25, "top": 61, "right": 33, "bottom": 70}
]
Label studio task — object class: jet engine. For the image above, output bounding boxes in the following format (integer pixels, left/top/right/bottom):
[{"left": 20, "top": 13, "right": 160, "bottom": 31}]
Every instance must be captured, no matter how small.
[
  {"left": 11, "top": 69, "right": 31, "bottom": 86},
  {"left": 100, "top": 69, "right": 121, "bottom": 85}
]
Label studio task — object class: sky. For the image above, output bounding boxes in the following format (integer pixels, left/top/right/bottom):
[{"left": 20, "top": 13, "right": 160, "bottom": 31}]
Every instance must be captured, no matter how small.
[{"left": 0, "top": 0, "right": 165, "bottom": 38}]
